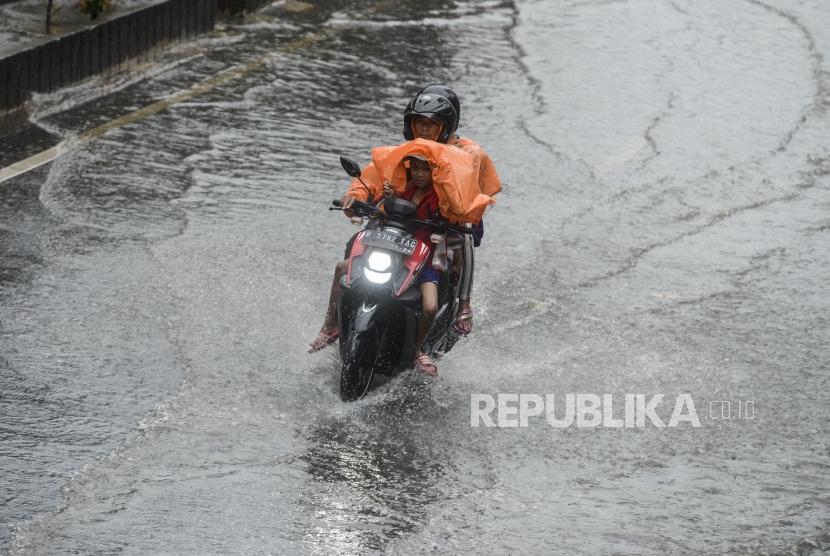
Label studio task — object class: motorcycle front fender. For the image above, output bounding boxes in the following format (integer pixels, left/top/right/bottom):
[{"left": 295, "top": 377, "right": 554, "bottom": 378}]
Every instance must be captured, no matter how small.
[{"left": 353, "top": 302, "right": 379, "bottom": 332}]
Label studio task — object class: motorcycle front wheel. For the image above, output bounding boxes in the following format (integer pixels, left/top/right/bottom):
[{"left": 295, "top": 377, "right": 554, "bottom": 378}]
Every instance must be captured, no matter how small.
[{"left": 339, "top": 327, "right": 380, "bottom": 401}]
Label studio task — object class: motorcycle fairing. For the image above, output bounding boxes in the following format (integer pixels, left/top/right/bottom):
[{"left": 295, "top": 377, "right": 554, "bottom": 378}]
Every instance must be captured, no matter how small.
[
  {"left": 394, "top": 240, "right": 432, "bottom": 297},
  {"left": 345, "top": 231, "right": 368, "bottom": 287}
]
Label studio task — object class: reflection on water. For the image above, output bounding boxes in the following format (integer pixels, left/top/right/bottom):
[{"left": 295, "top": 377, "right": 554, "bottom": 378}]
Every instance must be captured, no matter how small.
[{"left": 301, "top": 384, "right": 452, "bottom": 552}]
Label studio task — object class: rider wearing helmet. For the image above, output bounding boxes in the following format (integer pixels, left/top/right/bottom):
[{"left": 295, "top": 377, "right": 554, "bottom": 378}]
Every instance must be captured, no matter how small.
[
  {"left": 408, "top": 85, "right": 501, "bottom": 336},
  {"left": 339, "top": 86, "right": 500, "bottom": 336},
  {"left": 402, "top": 91, "right": 458, "bottom": 143},
  {"left": 310, "top": 86, "right": 500, "bottom": 357}
]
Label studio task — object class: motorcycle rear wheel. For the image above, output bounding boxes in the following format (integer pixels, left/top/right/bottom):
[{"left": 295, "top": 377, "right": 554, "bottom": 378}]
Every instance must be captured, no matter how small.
[{"left": 339, "top": 327, "right": 380, "bottom": 401}]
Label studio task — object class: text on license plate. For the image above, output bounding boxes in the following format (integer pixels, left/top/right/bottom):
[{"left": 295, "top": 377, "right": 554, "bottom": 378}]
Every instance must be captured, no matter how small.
[{"left": 361, "top": 231, "right": 417, "bottom": 255}]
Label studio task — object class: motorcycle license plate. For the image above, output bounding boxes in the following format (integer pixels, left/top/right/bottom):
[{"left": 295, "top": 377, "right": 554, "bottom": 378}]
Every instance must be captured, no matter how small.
[{"left": 361, "top": 230, "right": 417, "bottom": 255}]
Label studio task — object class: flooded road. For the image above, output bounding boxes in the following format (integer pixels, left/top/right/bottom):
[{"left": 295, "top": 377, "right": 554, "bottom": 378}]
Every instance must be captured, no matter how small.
[{"left": 2, "top": 0, "right": 829, "bottom": 553}]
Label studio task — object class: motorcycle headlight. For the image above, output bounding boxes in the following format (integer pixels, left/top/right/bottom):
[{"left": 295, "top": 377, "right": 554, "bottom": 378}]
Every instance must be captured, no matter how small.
[
  {"left": 364, "top": 268, "right": 392, "bottom": 284},
  {"left": 367, "top": 251, "right": 392, "bottom": 272}
]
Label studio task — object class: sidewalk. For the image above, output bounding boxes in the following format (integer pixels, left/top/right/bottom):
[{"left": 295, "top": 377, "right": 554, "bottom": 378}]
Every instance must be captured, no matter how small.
[
  {"left": 0, "top": 0, "right": 271, "bottom": 116},
  {"left": 0, "top": 0, "right": 161, "bottom": 59},
  {"left": 0, "top": 0, "right": 220, "bottom": 115}
]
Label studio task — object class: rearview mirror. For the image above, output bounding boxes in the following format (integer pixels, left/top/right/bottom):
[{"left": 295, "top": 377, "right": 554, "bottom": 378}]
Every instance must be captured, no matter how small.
[{"left": 340, "top": 156, "right": 362, "bottom": 178}]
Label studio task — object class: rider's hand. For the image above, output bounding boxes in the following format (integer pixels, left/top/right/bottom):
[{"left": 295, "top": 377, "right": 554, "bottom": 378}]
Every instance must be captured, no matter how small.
[
  {"left": 382, "top": 181, "right": 395, "bottom": 198},
  {"left": 340, "top": 195, "right": 356, "bottom": 217}
]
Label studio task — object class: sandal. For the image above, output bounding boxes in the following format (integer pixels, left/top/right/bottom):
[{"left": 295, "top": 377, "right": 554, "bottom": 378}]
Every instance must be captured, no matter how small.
[
  {"left": 414, "top": 353, "right": 438, "bottom": 377},
  {"left": 308, "top": 327, "right": 339, "bottom": 353},
  {"left": 453, "top": 306, "right": 473, "bottom": 336}
]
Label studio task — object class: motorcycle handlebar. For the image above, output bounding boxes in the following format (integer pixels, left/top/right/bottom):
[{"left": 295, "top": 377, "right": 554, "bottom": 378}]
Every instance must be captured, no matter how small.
[{"left": 330, "top": 199, "right": 378, "bottom": 216}]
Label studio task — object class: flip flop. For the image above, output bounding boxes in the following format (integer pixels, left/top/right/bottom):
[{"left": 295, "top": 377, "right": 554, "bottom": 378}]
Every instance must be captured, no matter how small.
[
  {"left": 414, "top": 353, "right": 438, "bottom": 377},
  {"left": 453, "top": 306, "right": 473, "bottom": 336},
  {"left": 308, "top": 328, "right": 339, "bottom": 353}
]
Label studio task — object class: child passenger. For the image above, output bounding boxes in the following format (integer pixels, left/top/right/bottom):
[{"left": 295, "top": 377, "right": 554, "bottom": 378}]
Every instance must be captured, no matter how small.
[{"left": 386, "top": 154, "right": 442, "bottom": 375}]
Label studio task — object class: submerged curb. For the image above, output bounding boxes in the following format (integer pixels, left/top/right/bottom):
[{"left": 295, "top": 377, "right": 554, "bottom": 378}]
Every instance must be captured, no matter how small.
[{"left": 0, "top": 0, "right": 272, "bottom": 115}]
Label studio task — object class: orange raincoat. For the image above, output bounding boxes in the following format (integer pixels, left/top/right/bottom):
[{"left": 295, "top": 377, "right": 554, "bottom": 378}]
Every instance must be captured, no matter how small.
[
  {"left": 450, "top": 136, "right": 502, "bottom": 197},
  {"left": 345, "top": 138, "right": 495, "bottom": 224}
]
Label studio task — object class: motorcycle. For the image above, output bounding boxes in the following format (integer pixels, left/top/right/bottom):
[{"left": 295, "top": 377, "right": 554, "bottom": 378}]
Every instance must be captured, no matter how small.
[{"left": 330, "top": 156, "right": 472, "bottom": 401}]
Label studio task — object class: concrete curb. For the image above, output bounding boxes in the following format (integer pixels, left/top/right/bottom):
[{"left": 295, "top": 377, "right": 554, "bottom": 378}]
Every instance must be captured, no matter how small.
[{"left": 0, "top": 0, "right": 272, "bottom": 115}]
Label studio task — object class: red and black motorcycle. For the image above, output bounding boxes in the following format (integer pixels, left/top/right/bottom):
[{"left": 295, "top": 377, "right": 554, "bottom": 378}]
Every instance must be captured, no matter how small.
[{"left": 331, "top": 157, "right": 470, "bottom": 400}]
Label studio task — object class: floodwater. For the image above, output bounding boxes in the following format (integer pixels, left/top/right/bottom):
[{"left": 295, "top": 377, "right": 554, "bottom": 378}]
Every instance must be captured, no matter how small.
[{"left": 2, "top": 0, "right": 829, "bottom": 553}]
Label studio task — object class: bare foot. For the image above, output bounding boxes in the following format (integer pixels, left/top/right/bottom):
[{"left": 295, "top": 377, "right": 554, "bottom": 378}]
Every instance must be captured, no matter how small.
[
  {"left": 453, "top": 303, "right": 473, "bottom": 336},
  {"left": 414, "top": 352, "right": 438, "bottom": 376}
]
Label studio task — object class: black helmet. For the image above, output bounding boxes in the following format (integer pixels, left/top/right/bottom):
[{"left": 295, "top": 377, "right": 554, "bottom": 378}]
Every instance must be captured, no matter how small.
[
  {"left": 418, "top": 84, "right": 460, "bottom": 131},
  {"left": 402, "top": 92, "right": 458, "bottom": 143}
]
